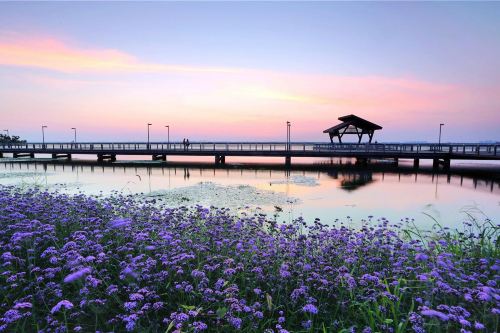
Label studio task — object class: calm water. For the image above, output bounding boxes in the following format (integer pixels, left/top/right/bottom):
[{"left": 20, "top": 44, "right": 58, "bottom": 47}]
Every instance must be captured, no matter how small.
[{"left": 1, "top": 156, "right": 499, "bottom": 229}]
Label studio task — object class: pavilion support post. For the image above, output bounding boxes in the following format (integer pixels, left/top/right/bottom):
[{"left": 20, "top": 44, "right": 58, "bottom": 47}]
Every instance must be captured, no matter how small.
[
  {"left": 285, "top": 156, "right": 291, "bottom": 166},
  {"left": 413, "top": 159, "right": 420, "bottom": 168}
]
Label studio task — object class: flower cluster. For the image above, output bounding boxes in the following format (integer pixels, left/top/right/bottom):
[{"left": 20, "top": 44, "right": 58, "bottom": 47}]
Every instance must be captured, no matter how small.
[{"left": 0, "top": 186, "right": 498, "bottom": 332}]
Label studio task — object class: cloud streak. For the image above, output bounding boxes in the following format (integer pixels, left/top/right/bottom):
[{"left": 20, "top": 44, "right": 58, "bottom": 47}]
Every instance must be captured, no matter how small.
[{"left": 0, "top": 35, "right": 240, "bottom": 74}]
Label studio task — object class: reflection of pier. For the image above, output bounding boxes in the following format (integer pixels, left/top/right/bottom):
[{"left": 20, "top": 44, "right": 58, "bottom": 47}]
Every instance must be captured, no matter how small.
[
  {"left": 1, "top": 159, "right": 499, "bottom": 195},
  {"left": 1, "top": 141, "right": 500, "bottom": 169},
  {"left": 327, "top": 170, "right": 373, "bottom": 191}
]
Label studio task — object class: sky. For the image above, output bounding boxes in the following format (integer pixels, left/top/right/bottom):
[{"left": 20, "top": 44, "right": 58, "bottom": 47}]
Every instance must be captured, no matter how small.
[{"left": 1, "top": 2, "right": 500, "bottom": 143}]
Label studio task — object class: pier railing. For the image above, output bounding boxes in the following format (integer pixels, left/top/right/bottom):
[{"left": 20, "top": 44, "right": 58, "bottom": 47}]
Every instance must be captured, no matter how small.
[{"left": 0, "top": 142, "right": 499, "bottom": 157}]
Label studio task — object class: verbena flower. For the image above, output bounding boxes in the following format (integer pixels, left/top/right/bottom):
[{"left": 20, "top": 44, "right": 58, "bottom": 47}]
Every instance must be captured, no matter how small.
[
  {"left": 63, "top": 267, "right": 92, "bottom": 283},
  {"left": 50, "top": 300, "right": 74, "bottom": 314}
]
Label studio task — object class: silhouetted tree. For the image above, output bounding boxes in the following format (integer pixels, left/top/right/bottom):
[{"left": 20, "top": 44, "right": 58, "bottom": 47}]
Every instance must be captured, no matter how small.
[{"left": 0, "top": 134, "right": 26, "bottom": 144}]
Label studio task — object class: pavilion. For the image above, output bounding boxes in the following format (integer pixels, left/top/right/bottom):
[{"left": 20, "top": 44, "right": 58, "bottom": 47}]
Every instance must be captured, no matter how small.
[{"left": 323, "top": 115, "right": 382, "bottom": 143}]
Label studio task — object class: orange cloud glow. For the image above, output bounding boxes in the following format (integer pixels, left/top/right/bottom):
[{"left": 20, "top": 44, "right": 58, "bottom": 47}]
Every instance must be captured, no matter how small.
[
  {"left": 0, "top": 35, "right": 240, "bottom": 74},
  {"left": 1, "top": 34, "right": 499, "bottom": 141}
]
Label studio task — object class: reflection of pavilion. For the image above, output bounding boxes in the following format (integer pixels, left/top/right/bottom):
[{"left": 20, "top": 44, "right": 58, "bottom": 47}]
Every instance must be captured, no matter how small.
[{"left": 328, "top": 170, "right": 373, "bottom": 191}]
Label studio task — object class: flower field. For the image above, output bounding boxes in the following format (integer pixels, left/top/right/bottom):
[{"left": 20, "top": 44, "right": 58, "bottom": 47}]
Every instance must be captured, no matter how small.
[{"left": 0, "top": 186, "right": 498, "bottom": 332}]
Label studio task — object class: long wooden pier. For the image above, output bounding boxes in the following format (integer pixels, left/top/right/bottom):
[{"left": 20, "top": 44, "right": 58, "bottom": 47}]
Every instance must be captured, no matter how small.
[{"left": 1, "top": 142, "right": 499, "bottom": 169}]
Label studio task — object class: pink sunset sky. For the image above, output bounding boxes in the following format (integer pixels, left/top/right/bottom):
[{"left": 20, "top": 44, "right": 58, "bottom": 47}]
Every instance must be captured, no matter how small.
[{"left": 1, "top": 2, "right": 499, "bottom": 143}]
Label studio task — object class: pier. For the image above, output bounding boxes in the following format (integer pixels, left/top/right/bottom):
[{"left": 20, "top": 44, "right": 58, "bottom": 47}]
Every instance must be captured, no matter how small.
[{"left": 1, "top": 142, "right": 499, "bottom": 169}]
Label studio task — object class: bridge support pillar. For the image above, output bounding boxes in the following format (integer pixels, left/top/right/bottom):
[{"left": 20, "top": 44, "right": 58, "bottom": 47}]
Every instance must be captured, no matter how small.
[
  {"left": 393, "top": 158, "right": 398, "bottom": 166},
  {"left": 52, "top": 153, "right": 71, "bottom": 160},
  {"left": 285, "top": 156, "right": 291, "bottom": 166},
  {"left": 152, "top": 154, "right": 166, "bottom": 161},
  {"left": 97, "top": 154, "right": 116, "bottom": 162},
  {"left": 355, "top": 157, "right": 368, "bottom": 166},
  {"left": 13, "top": 152, "right": 34, "bottom": 158},
  {"left": 433, "top": 159, "right": 439, "bottom": 169},
  {"left": 215, "top": 155, "right": 226, "bottom": 164},
  {"left": 413, "top": 159, "right": 419, "bottom": 168},
  {"left": 0, "top": 152, "right": 3, "bottom": 158},
  {"left": 442, "top": 158, "right": 450, "bottom": 170},
  {"left": 433, "top": 158, "right": 450, "bottom": 170}
]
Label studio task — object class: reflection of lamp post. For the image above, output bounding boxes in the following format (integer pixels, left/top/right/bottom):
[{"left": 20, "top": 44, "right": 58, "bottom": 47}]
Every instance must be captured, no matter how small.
[
  {"left": 165, "top": 125, "right": 170, "bottom": 148},
  {"left": 42, "top": 125, "right": 47, "bottom": 147},
  {"left": 147, "top": 123, "right": 152, "bottom": 149},
  {"left": 71, "top": 127, "right": 77, "bottom": 143},
  {"left": 438, "top": 123, "right": 444, "bottom": 148}
]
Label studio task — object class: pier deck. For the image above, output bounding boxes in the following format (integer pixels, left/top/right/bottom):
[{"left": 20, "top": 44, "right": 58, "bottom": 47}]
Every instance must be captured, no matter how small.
[{"left": 1, "top": 142, "right": 499, "bottom": 168}]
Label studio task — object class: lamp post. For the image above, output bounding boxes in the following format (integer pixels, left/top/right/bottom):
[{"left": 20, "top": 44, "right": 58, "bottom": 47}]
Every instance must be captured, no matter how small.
[
  {"left": 42, "top": 125, "right": 47, "bottom": 147},
  {"left": 438, "top": 123, "right": 444, "bottom": 148},
  {"left": 147, "top": 123, "right": 152, "bottom": 149},
  {"left": 165, "top": 125, "right": 170, "bottom": 149},
  {"left": 3, "top": 129, "right": 9, "bottom": 137},
  {"left": 286, "top": 121, "right": 291, "bottom": 151},
  {"left": 71, "top": 127, "right": 77, "bottom": 143}
]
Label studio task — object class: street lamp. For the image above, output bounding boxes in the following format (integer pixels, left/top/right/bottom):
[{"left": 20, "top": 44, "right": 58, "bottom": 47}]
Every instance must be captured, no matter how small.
[
  {"left": 71, "top": 127, "right": 77, "bottom": 143},
  {"left": 165, "top": 125, "right": 170, "bottom": 148},
  {"left": 3, "top": 129, "right": 9, "bottom": 137},
  {"left": 286, "top": 121, "right": 291, "bottom": 151},
  {"left": 147, "top": 123, "right": 152, "bottom": 149},
  {"left": 42, "top": 125, "right": 47, "bottom": 147},
  {"left": 438, "top": 123, "right": 444, "bottom": 146}
]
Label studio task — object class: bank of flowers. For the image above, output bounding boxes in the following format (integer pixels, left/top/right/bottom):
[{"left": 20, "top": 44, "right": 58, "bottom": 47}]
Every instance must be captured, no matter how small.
[{"left": 0, "top": 186, "right": 498, "bottom": 332}]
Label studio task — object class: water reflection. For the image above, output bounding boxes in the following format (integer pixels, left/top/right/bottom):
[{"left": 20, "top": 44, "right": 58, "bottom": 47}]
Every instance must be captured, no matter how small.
[
  {"left": 0, "top": 158, "right": 499, "bottom": 227},
  {"left": 327, "top": 171, "right": 373, "bottom": 192}
]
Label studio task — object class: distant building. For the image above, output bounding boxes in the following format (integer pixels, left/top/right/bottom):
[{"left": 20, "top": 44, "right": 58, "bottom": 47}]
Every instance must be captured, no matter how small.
[{"left": 323, "top": 115, "right": 382, "bottom": 143}]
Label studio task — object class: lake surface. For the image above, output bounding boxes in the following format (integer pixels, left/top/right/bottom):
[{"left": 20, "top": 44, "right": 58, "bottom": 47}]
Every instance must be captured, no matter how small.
[{"left": 1, "top": 156, "right": 499, "bottom": 229}]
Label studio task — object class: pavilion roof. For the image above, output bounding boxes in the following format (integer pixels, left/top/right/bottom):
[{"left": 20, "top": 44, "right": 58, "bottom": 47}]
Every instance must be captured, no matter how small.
[{"left": 323, "top": 114, "right": 382, "bottom": 133}]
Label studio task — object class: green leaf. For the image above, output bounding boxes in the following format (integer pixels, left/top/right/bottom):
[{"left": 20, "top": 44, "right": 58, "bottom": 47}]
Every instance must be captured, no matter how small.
[
  {"left": 266, "top": 293, "right": 273, "bottom": 311},
  {"left": 216, "top": 307, "right": 227, "bottom": 319},
  {"left": 164, "top": 320, "right": 175, "bottom": 333},
  {"left": 180, "top": 304, "right": 196, "bottom": 311}
]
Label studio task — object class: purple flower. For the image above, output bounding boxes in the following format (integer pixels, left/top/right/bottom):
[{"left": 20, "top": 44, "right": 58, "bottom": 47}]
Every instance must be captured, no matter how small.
[
  {"left": 63, "top": 267, "right": 91, "bottom": 283},
  {"left": 109, "top": 217, "right": 132, "bottom": 228},
  {"left": 129, "top": 293, "right": 144, "bottom": 301},
  {"left": 192, "top": 321, "right": 208, "bottom": 332},
  {"left": 302, "top": 304, "right": 318, "bottom": 314},
  {"left": 415, "top": 253, "right": 429, "bottom": 262},
  {"left": 421, "top": 309, "right": 449, "bottom": 321},
  {"left": 474, "top": 322, "right": 485, "bottom": 330},
  {"left": 13, "top": 302, "right": 32, "bottom": 309},
  {"left": 228, "top": 316, "right": 242, "bottom": 329},
  {"left": 51, "top": 300, "right": 74, "bottom": 314},
  {"left": 191, "top": 269, "right": 206, "bottom": 279},
  {"left": 2, "top": 309, "right": 21, "bottom": 323}
]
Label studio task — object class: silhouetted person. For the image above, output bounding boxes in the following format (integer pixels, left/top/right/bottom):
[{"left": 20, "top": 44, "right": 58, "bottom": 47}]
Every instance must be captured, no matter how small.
[{"left": 186, "top": 139, "right": 190, "bottom": 150}]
